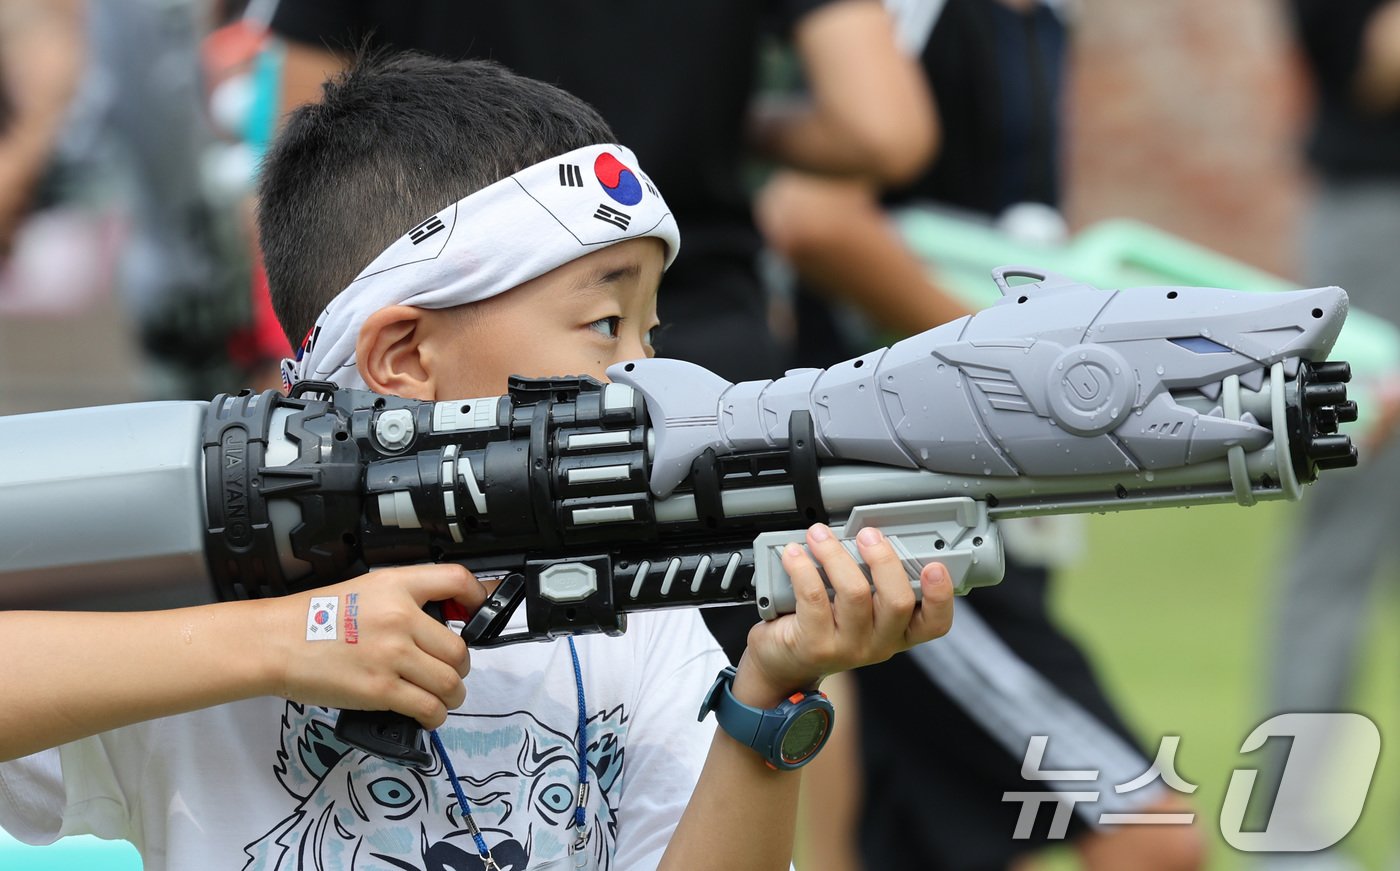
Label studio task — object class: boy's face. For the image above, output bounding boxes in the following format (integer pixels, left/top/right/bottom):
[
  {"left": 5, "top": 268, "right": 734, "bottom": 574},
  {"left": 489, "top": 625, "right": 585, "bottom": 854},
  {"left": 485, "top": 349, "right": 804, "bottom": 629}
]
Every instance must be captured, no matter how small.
[{"left": 383, "top": 237, "right": 665, "bottom": 400}]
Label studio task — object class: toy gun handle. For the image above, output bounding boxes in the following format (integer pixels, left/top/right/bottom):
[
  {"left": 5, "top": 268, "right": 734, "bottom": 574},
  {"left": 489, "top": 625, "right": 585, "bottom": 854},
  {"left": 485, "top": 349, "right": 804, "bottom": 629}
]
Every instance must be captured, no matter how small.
[
  {"left": 330, "top": 601, "right": 442, "bottom": 768},
  {"left": 333, "top": 580, "right": 527, "bottom": 765},
  {"left": 332, "top": 710, "right": 431, "bottom": 767}
]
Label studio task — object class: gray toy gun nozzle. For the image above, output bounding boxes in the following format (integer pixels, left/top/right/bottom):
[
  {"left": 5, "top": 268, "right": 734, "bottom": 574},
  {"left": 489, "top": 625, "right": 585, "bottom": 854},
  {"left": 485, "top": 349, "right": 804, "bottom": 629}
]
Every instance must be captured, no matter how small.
[{"left": 611, "top": 266, "right": 1352, "bottom": 500}]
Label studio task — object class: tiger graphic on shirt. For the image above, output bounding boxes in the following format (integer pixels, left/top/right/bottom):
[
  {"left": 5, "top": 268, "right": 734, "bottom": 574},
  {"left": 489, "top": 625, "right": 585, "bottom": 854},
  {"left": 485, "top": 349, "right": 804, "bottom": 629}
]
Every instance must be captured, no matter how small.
[{"left": 242, "top": 702, "right": 628, "bottom": 870}]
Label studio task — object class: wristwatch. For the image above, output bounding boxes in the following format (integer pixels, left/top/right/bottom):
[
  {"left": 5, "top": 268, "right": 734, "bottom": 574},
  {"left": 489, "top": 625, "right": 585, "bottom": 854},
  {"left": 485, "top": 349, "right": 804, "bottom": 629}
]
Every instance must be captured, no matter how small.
[{"left": 698, "top": 666, "right": 835, "bottom": 771}]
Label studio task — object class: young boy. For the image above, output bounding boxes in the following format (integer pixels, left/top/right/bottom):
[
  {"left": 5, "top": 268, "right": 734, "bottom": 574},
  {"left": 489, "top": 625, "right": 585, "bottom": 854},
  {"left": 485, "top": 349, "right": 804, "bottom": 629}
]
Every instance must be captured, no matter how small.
[{"left": 0, "top": 54, "right": 954, "bottom": 870}]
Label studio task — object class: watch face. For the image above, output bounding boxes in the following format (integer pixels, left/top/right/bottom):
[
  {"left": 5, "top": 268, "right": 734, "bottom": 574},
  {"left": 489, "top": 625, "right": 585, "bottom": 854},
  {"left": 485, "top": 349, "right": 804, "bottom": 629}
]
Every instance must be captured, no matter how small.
[{"left": 780, "top": 707, "right": 831, "bottom": 764}]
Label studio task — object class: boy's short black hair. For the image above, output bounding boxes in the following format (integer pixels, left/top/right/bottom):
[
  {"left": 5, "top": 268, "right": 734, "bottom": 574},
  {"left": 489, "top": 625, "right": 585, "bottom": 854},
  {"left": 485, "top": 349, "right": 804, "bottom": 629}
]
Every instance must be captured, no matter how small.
[{"left": 258, "top": 52, "right": 615, "bottom": 344}]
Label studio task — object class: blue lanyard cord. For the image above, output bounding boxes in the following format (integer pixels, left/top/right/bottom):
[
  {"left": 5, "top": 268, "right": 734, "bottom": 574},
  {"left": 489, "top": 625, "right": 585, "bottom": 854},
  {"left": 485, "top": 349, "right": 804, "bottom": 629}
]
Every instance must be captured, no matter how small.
[
  {"left": 568, "top": 636, "right": 590, "bottom": 833},
  {"left": 429, "top": 636, "right": 590, "bottom": 864},
  {"left": 430, "top": 729, "right": 493, "bottom": 860}
]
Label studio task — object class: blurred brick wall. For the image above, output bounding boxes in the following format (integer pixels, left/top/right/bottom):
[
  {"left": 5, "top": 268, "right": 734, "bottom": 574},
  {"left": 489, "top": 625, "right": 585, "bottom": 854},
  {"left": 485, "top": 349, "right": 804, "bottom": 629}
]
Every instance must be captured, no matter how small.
[{"left": 1065, "top": 0, "right": 1312, "bottom": 278}]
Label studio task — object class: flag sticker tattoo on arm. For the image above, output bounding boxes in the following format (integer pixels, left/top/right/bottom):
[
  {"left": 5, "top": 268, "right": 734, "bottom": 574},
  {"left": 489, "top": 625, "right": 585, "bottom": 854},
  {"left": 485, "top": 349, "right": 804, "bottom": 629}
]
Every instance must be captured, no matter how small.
[
  {"left": 305, "top": 597, "right": 338, "bottom": 641},
  {"left": 344, "top": 592, "right": 359, "bottom": 644}
]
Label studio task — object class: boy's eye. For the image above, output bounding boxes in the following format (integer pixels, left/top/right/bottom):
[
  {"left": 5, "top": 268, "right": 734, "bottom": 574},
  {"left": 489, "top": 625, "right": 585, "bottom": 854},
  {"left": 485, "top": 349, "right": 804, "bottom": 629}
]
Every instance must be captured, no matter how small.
[{"left": 588, "top": 316, "right": 623, "bottom": 339}]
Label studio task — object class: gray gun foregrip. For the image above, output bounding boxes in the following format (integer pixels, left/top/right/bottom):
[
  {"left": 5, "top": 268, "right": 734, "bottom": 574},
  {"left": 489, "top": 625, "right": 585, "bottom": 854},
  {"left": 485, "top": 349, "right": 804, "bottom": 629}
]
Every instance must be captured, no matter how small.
[{"left": 752, "top": 497, "right": 1003, "bottom": 620}]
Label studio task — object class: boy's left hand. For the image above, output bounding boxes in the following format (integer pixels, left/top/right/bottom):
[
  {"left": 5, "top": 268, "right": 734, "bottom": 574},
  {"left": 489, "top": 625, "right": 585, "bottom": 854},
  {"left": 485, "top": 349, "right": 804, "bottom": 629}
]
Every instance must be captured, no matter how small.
[{"left": 738, "top": 522, "right": 954, "bottom": 703}]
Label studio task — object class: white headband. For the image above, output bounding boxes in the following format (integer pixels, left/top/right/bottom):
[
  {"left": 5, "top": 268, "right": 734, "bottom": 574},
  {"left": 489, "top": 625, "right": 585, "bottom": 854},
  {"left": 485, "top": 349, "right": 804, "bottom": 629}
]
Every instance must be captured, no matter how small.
[{"left": 281, "top": 143, "right": 680, "bottom": 390}]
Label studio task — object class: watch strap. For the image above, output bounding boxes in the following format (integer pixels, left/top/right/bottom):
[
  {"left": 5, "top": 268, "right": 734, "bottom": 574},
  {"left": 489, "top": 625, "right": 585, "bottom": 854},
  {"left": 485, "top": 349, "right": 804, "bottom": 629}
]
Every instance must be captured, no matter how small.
[{"left": 698, "top": 666, "right": 834, "bottom": 770}]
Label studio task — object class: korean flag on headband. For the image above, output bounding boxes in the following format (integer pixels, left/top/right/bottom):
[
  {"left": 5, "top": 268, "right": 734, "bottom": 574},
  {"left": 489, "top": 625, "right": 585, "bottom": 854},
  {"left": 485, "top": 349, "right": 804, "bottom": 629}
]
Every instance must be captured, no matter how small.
[
  {"left": 341, "top": 145, "right": 672, "bottom": 285},
  {"left": 523, "top": 148, "right": 669, "bottom": 248}
]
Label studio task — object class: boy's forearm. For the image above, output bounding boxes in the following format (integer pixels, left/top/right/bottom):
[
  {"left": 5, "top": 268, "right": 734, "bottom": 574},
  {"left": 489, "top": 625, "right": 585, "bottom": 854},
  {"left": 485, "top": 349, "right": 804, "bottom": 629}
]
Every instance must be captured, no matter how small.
[
  {"left": 662, "top": 528, "right": 956, "bottom": 870},
  {"left": 659, "top": 666, "right": 808, "bottom": 871},
  {"left": 0, "top": 602, "right": 277, "bottom": 761}
]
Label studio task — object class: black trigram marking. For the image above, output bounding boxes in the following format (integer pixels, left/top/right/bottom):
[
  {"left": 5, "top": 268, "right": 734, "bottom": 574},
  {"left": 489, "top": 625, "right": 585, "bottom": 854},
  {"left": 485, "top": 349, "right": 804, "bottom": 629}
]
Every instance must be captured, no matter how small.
[
  {"left": 409, "top": 216, "right": 446, "bottom": 245},
  {"left": 593, "top": 204, "right": 631, "bottom": 230},
  {"left": 559, "top": 163, "right": 584, "bottom": 187},
  {"left": 643, "top": 179, "right": 658, "bottom": 196}
]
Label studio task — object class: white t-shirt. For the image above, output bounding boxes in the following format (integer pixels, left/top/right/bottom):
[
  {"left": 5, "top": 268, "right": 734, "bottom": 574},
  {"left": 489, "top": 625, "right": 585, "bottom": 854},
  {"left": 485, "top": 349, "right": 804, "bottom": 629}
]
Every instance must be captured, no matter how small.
[{"left": 0, "top": 608, "right": 728, "bottom": 871}]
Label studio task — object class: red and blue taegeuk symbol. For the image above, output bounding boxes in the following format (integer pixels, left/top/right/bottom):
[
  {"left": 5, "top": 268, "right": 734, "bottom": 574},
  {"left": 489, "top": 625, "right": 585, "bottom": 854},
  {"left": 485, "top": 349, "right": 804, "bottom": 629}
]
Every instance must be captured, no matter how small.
[
  {"left": 313, "top": 609, "right": 331, "bottom": 626},
  {"left": 594, "top": 152, "right": 643, "bottom": 206}
]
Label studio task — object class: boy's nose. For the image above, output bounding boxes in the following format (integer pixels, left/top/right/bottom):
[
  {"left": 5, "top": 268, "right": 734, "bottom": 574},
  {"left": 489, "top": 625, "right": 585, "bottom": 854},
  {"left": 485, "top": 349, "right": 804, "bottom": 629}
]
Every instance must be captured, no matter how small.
[{"left": 617, "top": 335, "right": 650, "bottom": 364}]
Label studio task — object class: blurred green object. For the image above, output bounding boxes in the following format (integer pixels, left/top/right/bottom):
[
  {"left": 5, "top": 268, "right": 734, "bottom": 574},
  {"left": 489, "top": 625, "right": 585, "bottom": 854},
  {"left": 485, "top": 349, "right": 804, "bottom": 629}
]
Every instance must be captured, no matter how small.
[
  {"left": 896, "top": 209, "right": 1400, "bottom": 434},
  {"left": 0, "top": 831, "right": 140, "bottom": 869}
]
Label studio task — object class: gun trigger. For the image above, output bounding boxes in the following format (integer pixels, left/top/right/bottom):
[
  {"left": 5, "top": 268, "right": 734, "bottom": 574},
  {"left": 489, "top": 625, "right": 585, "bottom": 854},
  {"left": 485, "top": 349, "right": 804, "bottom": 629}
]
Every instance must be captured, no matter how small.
[
  {"left": 439, "top": 601, "right": 472, "bottom": 623},
  {"left": 461, "top": 573, "right": 527, "bottom": 644}
]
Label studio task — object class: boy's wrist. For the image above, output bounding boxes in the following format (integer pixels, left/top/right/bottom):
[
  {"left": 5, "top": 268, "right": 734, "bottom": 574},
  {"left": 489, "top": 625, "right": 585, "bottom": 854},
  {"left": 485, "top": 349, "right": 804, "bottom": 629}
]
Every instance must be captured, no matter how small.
[
  {"left": 244, "top": 597, "right": 291, "bottom": 699},
  {"left": 730, "top": 654, "right": 822, "bottom": 709}
]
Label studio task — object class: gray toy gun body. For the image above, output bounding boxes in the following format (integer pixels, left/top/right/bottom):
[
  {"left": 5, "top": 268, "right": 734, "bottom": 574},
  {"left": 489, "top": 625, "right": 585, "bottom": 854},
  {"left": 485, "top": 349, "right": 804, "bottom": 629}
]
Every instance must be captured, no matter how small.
[
  {"left": 0, "top": 268, "right": 1359, "bottom": 762},
  {"left": 0, "top": 267, "right": 1358, "bottom": 621}
]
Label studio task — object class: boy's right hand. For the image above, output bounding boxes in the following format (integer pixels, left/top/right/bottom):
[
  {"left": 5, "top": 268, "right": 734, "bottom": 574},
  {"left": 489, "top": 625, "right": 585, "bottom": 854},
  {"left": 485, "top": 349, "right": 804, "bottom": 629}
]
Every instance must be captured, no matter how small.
[
  {"left": 258, "top": 563, "right": 486, "bottom": 729},
  {"left": 737, "top": 523, "right": 955, "bottom": 705}
]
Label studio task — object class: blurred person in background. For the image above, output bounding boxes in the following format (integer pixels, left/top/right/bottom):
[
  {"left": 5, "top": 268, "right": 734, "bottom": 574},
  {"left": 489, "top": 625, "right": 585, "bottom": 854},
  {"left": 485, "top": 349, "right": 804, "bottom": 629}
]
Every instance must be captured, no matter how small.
[
  {"left": 0, "top": 0, "right": 122, "bottom": 379},
  {"left": 267, "top": 0, "right": 937, "bottom": 666},
  {"left": 269, "top": 0, "right": 933, "bottom": 390},
  {"left": 757, "top": 2, "right": 1206, "bottom": 869},
  {"left": 1256, "top": 3, "right": 1400, "bottom": 868},
  {"left": 0, "top": 0, "right": 84, "bottom": 255},
  {"left": 85, "top": 0, "right": 254, "bottom": 398},
  {"left": 200, "top": 0, "right": 295, "bottom": 391},
  {"left": 0, "top": 0, "right": 257, "bottom": 402}
]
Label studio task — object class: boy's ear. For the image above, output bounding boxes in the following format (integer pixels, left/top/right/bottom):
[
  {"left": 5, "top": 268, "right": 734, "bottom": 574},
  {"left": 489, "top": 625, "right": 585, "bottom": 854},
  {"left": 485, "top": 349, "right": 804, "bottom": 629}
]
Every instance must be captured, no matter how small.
[{"left": 356, "top": 305, "right": 435, "bottom": 400}]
